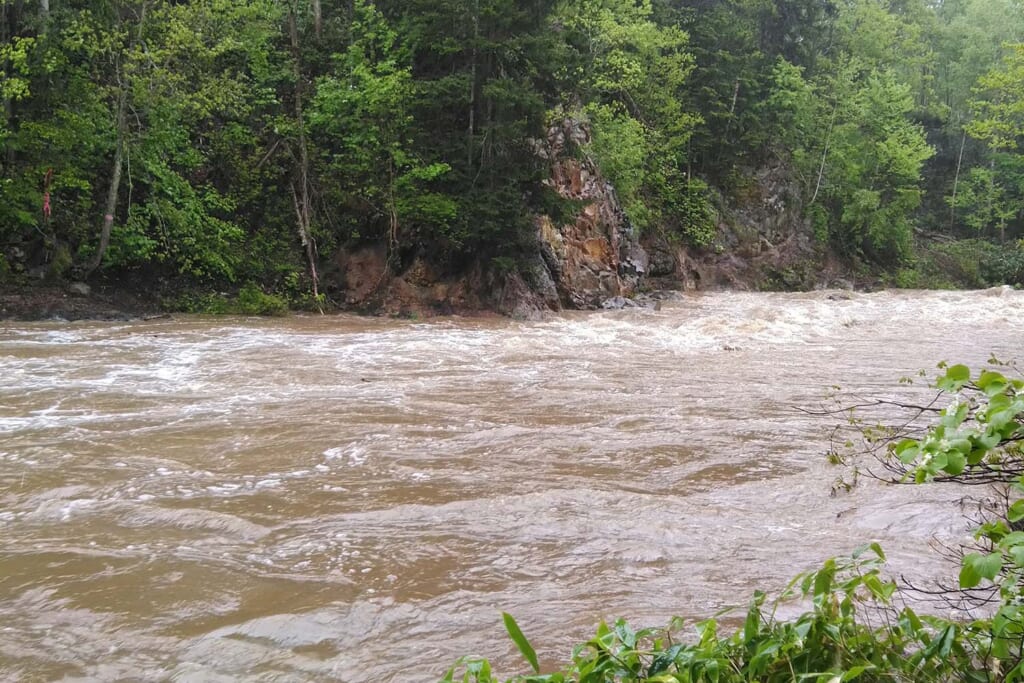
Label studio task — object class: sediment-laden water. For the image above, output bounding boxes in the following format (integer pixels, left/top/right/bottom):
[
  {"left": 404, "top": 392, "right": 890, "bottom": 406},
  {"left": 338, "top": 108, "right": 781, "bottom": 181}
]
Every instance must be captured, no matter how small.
[{"left": 1, "top": 289, "right": 1021, "bottom": 681}]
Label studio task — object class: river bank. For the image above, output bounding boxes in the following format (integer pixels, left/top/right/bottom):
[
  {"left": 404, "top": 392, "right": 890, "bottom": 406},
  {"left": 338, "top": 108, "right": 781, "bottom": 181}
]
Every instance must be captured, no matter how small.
[
  {"left": 0, "top": 283, "right": 164, "bottom": 321},
  {"left": 0, "top": 231, "right": 1007, "bottom": 322},
  {"left": 0, "top": 278, "right": 849, "bottom": 322}
]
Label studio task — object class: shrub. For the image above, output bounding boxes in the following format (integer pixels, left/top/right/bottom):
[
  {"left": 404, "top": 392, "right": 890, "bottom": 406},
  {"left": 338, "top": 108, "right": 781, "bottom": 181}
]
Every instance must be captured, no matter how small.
[
  {"left": 162, "top": 292, "right": 232, "bottom": 314},
  {"left": 980, "top": 241, "right": 1024, "bottom": 286},
  {"left": 893, "top": 239, "right": 1019, "bottom": 289},
  {"left": 235, "top": 283, "right": 288, "bottom": 316},
  {"left": 674, "top": 180, "right": 717, "bottom": 248},
  {"left": 164, "top": 285, "right": 289, "bottom": 316}
]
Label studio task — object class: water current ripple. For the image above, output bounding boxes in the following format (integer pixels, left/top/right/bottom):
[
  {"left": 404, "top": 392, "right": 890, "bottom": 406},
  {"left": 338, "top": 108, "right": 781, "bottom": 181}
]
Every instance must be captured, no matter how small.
[{"left": 0, "top": 289, "right": 1022, "bottom": 680}]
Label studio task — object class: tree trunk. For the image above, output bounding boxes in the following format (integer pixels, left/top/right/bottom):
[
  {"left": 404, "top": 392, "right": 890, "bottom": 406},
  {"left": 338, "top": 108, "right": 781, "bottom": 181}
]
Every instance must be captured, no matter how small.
[
  {"left": 290, "top": 184, "right": 319, "bottom": 301},
  {"left": 387, "top": 159, "right": 398, "bottom": 256},
  {"left": 467, "top": 0, "right": 478, "bottom": 171},
  {"left": 810, "top": 102, "right": 838, "bottom": 205},
  {"left": 988, "top": 157, "right": 998, "bottom": 242},
  {"left": 87, "top": 88, "right": 127, "bottom": 277},
  {"left": 949, "top": 128, "right": 966, "bottom": 231},
  {"left": 39, "top": 0, "right": 48, "bottom": 18},
  {"left": 86, "top": 2, "right": 146, "bottom": 277},
  {"left": 311, "top": 0, "right": 321, "bottom": 38},
  {"left": 2, "top": 97, "right": 11, "bottom": 168},
  {"left": 289, "top": 2, "right": 319, "bottom": 299}
]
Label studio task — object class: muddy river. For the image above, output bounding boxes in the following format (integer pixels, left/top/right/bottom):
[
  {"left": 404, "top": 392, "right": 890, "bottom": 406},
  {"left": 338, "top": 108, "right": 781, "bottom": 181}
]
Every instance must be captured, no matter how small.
[{"left": 1, "top": 289, "right": 1022, "bottom": 681}]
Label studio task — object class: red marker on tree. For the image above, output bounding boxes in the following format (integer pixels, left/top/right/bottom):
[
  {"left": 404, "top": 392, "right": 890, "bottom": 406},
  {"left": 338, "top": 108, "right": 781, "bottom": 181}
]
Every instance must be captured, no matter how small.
[{"left": 42, "top": 168, "right": 53, "bottom": 220}]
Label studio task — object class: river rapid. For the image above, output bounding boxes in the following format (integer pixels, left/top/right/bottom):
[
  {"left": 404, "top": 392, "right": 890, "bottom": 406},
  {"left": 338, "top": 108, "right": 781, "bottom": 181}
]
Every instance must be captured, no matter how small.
[{"left": 1, "top": 289, "right": 1022, "bottom": 681}]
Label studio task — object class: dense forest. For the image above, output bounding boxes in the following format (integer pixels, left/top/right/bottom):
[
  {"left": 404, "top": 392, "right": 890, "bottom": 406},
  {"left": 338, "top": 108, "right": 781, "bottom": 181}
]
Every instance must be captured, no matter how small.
[{"left": 2, "top": 0, "right": 1023, "bottom": 311}]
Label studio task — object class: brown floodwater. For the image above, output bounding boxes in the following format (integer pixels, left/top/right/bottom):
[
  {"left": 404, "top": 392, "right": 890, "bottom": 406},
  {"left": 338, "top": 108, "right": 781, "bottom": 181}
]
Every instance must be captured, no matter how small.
[{"left": 1, "top": 289, "right": 1022, "bottom": 681}]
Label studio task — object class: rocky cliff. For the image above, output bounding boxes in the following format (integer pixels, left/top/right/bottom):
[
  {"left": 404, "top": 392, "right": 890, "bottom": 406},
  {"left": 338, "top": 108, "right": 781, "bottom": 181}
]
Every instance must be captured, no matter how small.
[
  {"left": 325, "top": 118, "right": 652, "bottom": 317},
  {"left": 644, "top": 165, "right": 851, "bottom": 292},
  {"left": 324, "top": 124, "right": 847, "bottom": 318},
  {"left": 533, "top": 119, "right": 649, "bottom": 308}
]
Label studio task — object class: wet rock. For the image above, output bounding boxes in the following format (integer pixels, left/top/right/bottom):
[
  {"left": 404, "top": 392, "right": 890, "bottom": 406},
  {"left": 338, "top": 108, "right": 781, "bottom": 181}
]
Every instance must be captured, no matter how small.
[
  {"left": 647, "top": 247, "right": 677, "bottom": 277},
  {"left": 601, "top": 296, "right": 638, "bottom": 310},
  {"left": 495, "top": 271, "right": 548, "bottom": 320},
  {"left": 984, "top": 285, "right": 1016, "bottom": 297},
  {"left": 68, "top": 282, "right": 91, "bottom": 297},
  {"left": 620, "top": 235, "right": 649, "bottom": 278},
  {"left": 634, "top": 293, "right": 676, "bottom": 310},
  {"left": 520, "top": 254, "right": 561, "bottom": 311}
]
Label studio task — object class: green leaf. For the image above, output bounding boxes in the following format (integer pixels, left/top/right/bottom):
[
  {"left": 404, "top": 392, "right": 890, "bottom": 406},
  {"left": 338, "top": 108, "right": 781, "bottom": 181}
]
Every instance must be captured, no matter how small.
[
  {"left": 978, "top": 370, "right": 1009, "bottom": 397},
  {"left": 863, "top": 574, "right": 896, "bottom": 602},
  {"left": 842, "top": 665, "right": 873, "bottom": 681},
  {"left": 938, "top": 364, "right": 971, "bottom": 391},
  {"left": 999, "top": 532, "right": 1024, "bottom": 549},
  {"left": 648, "top": 644, "right": 684, "bottom": 677},
  {"left": 899, "top": 607, "right": 923, "bottom": 635},
  {"left": 943, "top": 451, "right": 967, "bottom": 476},
  {"left": 977, "top": 552, "right": 1003, "bottom": 580},
  {"left": 894, "top": 439, "right": 919, "bottom": 464},
  {"left": 977, "top": 430, "right": 1003, "bottom": 450},
  {"left": 960, "top": 552, "right": 1002, "bottom": 589},
  {"left": 989, "top": 408, "right": 1018, "bottom": 430},
  {"left": 967, "top": 447, "right": 988, "bottom": 466},
  {"left": 813, "top": 560, "right": 836, "bottom": 600},
  {"left": 743, "top": 603, "right": 760, "bottom": 644},
  {"left": 1009, "top": 499, "right": 1024, "bottom": 523},
  {"left": 935, "top": 624, "right": 957, "bottom": 658},
  {"left": 614, "top": 620, "right": 637, "bottom": 649},
  {"left": 503, "top": 612, "right": 540, "bottom": 674},
  {"left": 959, "top": 561, "right": 981, "bottom": 589}
]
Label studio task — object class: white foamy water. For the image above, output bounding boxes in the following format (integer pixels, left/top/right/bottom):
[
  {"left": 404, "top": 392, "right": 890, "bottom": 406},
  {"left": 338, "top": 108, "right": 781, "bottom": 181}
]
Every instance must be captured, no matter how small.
[{"left": 0, "top": 289, "right": 1022, "bottom": 681}]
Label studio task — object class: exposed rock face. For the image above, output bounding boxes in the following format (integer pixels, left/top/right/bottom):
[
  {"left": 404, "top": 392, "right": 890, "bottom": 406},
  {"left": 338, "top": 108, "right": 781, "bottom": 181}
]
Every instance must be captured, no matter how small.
[
  {"left": 642, "top": 165, "right": 844, "bottom": 291},
  {"left": 322, "top": 128, "right": 855, "bottom": 316},
  {"left": 329, "top": 245, "right": 491, "bottom": 316},
  {"left": 324, "top": 118, "right": 650, "bottom": 317},
  {"left": 535, "top": 119, "right": 648, "bottom": 309}
]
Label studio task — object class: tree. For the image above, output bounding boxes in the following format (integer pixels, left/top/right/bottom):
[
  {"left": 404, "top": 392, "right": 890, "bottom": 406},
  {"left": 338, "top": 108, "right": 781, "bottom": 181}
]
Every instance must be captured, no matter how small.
[
  {"left": 556, "top": 0, "right": 704, "bottom": 241},
  {"left": 308, "top": 0, "right": 454, "bottom": 268},
  {"left": 964, "top": 43, "right": 1024, "bottom": 242}
]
